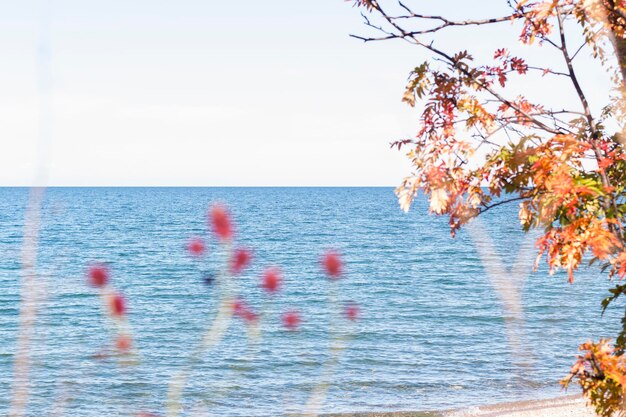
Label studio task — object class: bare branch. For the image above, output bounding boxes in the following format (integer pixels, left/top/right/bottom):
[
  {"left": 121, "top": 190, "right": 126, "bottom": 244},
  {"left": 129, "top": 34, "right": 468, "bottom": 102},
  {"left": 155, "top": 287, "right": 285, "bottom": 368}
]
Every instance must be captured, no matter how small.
[
  {"left": 526, "top": 66, "right": 571, "bottom": 77},
  {"left": 354, "top": 1, "right": 567, "bottom": 135},
  {"left": 571, "top": 41, "right": 588, "bottom": 60},
  {"left": 557, "top": 8, "right": 595, "bottom": 127},
  {"left": 479, "top": 196, "right": 528, "bottom": 215},
  {"left": 557, "top": 6, "right": 623, "bottom": 239}
]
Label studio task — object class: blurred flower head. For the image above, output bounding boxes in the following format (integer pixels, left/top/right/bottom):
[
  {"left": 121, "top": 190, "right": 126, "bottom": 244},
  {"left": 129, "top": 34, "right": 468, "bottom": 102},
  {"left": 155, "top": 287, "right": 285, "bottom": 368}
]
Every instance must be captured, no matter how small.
[
  {"left": 209, "top": 204, "right": 233, "bottom": 242},
  {"left": 110, "top": 293, "right": 127, "bottom": 317},
  {"left": 232, "top": 299, "right": 246, "bottom": 316},
  {"left": 187, "top": 237, "right": 206, "bottom": 257},
  {"left": 282, "top": 310, "right": 301, "bottom": 331},
  {"left": 230, "top": 248, "right": 252, "bottom": 275},
  {"left": 261, "top": 267, "right": 282, "bottom": 294},
  {"left": 344, "top": 303, "right": 360, "bottom": 321},
  {"left": 232, "top": 298, "right": 258, "bottom": 324},
  {"left": 322, "top": 251, "right": 342, "bottom": 279},
  {"left": 242, "top": 309, "right": 259, "bottom": 324},
  {"left": 116, "top": 334, "right": 132, "bottom": 352},
  {"left": 87, "top": 264, "right": 109, "bottom": 288}
]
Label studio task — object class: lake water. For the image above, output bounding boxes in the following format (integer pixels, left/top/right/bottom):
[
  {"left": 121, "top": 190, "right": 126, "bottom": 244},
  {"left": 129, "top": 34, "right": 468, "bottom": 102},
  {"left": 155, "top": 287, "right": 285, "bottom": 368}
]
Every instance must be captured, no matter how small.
[{"left": 0, "top": 187, "right": 619, "bottom": 416}]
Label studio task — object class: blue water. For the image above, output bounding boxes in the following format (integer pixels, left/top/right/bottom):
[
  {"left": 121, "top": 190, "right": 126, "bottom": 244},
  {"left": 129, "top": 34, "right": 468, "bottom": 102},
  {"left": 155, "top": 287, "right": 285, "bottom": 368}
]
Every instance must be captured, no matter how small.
[{"left": 0, "top": 187, "right": 620, "bottom": 416}]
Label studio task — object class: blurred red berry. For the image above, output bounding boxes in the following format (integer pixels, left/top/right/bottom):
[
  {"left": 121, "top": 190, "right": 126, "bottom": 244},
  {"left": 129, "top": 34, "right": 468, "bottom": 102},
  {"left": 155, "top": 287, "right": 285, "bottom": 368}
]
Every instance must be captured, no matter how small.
[
  {"left": 110, "top": 293, "right": 126, "bottom": 316},
  {"left": 344, "top": 303, "right": 360, "bottom": 321},
  {"left": 322, "top": 251, "right": 342, "bottom": 279},
  {"left": 232, "top": 299, "right": 245, "bottom": 316},
  {"left": 209, "top": 204, "right": 233, "bottom": 241},
  {"left": 232, "top": 299, "right": 258, "bottom": 324},
  {"left": 261, "top": 267, "right": 282, "bottom": 294},
  {"left": 282, "top": 310, "right": 301, "bottom": 330},
  {"left": 187, "top": 237, "right": 205, "bottom": 256},
  {"left": 88, "top": 264, "right": 109, "bottom": 287},
  {"left": 116, "top": 334, "right": 132, "bottom": 351},
  {"left": 230, "top": 248, "right": 252, "bottom": 275},
  {"left": 242, "top": 309, "right": 259, "bottom": 324}
]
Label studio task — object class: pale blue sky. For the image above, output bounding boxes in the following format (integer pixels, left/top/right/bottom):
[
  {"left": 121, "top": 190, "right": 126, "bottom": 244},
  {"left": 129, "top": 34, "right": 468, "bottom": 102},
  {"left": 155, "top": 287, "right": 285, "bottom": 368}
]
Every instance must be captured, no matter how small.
[{"left": 0, "top": 1, "right": 611, "bottom": 186}]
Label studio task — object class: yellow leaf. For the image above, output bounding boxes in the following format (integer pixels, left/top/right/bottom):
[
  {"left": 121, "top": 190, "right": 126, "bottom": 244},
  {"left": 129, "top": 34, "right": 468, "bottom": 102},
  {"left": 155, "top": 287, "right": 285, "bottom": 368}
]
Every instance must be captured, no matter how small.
[{"left": 429, "top": 188, "right": 449, "bottom": 214}]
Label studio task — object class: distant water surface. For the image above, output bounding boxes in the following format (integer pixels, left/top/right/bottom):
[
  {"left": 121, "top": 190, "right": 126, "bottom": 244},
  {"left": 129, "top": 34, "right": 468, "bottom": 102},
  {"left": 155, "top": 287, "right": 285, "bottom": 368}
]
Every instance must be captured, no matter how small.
[{"left": 0, "top": 187, "right": 618, "bottom": 416}]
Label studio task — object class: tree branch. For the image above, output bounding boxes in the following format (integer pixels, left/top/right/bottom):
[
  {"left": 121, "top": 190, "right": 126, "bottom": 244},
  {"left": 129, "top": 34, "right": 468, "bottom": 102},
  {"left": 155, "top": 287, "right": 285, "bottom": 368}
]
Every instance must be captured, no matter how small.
[
  {"left": 479, "top": 196, "right": 528, "bottom": 215},
  {"left": 354, "top": 1, "right": 567, "bottom": 135},
  {"left": 557, "top": 6, "right": 623, "bottom": 239}
]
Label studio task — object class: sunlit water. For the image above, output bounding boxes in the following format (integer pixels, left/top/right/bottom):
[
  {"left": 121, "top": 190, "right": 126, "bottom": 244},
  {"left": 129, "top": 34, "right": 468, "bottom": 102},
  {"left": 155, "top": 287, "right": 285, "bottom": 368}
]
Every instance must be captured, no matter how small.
[{"left": 0, "top": 187, "right": 619, "bottom": 416}]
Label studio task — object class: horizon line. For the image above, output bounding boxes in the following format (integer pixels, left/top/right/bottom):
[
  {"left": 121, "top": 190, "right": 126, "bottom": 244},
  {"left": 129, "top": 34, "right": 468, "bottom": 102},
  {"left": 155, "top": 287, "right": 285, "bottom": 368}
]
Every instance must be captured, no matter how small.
[{"left": 0, "top": 185, "right": 399, "bottom": 188}]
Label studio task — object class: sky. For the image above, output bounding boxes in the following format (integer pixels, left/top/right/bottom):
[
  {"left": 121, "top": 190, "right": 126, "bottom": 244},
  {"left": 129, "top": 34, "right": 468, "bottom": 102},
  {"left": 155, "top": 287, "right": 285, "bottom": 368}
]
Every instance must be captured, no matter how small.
[{"left": 0, "top": 1, "right": 612, "bottom": 186}]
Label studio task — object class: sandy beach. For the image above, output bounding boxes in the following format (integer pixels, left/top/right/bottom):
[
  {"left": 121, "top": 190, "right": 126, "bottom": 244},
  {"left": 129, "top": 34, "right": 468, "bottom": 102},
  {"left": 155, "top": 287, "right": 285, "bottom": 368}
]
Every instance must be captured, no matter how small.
[
  {"left": 323, "top": 395, "right": 596, "bottom": 417},
  {"left": 444, "top": 395, "right": 595, "bottom": 417}
]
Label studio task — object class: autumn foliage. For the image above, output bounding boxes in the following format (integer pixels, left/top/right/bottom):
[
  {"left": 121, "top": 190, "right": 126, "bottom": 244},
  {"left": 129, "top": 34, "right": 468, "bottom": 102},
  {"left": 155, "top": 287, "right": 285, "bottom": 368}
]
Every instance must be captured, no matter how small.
[{"left": 351, "top": 0, "right": 626, "bottom": 414}]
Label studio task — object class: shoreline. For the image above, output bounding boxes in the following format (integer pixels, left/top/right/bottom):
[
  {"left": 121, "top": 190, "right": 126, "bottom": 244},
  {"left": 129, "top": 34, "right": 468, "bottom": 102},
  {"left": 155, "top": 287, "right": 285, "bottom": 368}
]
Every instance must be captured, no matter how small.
[{"left": 322, "top": 394, "right": 594, "bottom": 417}]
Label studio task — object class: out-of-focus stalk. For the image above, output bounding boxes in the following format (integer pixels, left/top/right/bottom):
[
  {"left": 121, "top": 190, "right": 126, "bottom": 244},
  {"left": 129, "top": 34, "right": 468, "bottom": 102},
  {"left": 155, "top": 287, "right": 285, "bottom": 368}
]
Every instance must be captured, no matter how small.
[
  {"left": 466, "top": 217, "right": 535, "bottom": 368},
  {"left": 303, "top": 251, "right": 353, "bottom": 417},
  {"left": 10, "top": 187, "right": 45, "bottom": 417},
  {"left": 10, "top": 0, "right": 53, "bottom": 413},
  {"left": 166, "top": 244, "right": 237, "bottom": 417},
  {"left": 303, "top": 281, "right": 344, "bottom": 417}
]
